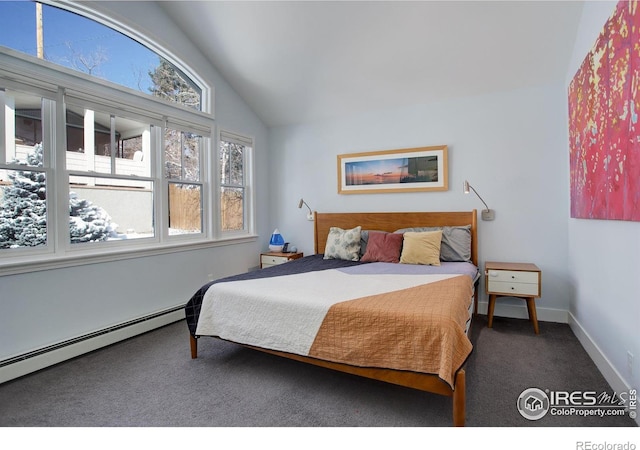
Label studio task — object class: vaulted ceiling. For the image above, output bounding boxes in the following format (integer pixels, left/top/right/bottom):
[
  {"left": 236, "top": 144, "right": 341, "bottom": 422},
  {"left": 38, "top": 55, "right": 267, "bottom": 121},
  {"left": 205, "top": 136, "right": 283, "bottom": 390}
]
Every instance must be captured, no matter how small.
[{"left": 162, "top": 1, "right": 584, "bottom": 127}]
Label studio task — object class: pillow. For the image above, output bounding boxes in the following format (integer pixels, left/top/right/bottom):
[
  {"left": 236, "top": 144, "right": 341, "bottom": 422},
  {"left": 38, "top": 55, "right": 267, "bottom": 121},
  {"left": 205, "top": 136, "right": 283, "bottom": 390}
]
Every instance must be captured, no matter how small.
[
  {"left": 394, "top": 225, "right": 471, "bottom": 262},
  {"left": 359, "top": 229, "right": 385, "bottom": 257},
  {"left": 399, "top": 230, "right": 443, "bottom": 266},
  {"left": 360, "top": 231, "right": 403, "bottom": 263},
  {"left": 323, "top": 226, "right": 362, "bottom": 261}
]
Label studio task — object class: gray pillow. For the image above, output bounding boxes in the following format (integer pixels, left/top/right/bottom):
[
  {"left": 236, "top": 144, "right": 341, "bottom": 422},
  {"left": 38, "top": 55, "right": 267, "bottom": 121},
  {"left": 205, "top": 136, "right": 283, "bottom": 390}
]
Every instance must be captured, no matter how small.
[{"left": 394, "top": 225, "right": 471, "bottom": 262}]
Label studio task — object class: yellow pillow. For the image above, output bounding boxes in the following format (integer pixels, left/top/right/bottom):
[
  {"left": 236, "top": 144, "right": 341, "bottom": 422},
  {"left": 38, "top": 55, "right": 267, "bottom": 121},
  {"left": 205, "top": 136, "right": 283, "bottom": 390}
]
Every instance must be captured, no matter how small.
[{"left": 399, "top": 230, "right": 442, "bottom": 265}]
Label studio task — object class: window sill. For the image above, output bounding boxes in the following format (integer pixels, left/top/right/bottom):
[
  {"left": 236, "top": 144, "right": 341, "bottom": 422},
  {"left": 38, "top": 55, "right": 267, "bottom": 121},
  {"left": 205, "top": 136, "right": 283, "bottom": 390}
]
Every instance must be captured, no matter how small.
[{"left": 0, "top": 235, "right": 258, "bottom": 277}]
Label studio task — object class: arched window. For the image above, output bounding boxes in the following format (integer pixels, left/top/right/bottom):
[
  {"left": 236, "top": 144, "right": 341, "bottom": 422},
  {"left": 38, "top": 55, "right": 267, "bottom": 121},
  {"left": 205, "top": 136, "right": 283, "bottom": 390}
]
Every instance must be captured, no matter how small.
[
  {"left": 0, "top": 1, "right": 254, "bottom": 274},
  {"left": 0, "top": 1, "right": 202, "bottom": 110}
]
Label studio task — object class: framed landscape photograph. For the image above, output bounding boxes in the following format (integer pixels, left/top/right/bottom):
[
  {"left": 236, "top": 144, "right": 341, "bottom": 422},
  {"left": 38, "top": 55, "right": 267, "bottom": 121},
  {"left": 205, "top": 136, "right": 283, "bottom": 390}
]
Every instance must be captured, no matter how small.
[{"left": 337, "top": 145, "right": 448, "bottom": 194}]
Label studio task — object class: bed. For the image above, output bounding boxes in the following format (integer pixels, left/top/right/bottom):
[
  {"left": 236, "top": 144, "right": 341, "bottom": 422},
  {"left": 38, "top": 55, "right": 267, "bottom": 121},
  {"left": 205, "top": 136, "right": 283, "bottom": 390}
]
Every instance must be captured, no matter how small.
[{"left": 185, "top": 210, "right": 478, "bottom": 426}]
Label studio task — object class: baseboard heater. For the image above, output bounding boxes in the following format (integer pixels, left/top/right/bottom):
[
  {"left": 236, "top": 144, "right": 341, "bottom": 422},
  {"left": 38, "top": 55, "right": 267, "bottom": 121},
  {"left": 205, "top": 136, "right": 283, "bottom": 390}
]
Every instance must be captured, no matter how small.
[{"left": 0, "top": 305, "right": 184, "bottom": 384}]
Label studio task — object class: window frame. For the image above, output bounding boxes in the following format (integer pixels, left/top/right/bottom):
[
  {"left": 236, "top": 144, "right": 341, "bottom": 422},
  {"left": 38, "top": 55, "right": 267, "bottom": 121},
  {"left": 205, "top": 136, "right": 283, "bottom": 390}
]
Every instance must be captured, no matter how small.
[
  {"left": 217, "top": 128, "right": 255, "bottom": 240},
  {"left": 42, "top": 0, "right": 210, "bottom": 114},
  {"left": 162, "top": 126, "right": 208, "bottom": 240},
  {"left": 0, "top": 84, "right": 58, "bottom": 260},
  {"left": 0, "top": 43, "right": 255, "bottom": 276}
]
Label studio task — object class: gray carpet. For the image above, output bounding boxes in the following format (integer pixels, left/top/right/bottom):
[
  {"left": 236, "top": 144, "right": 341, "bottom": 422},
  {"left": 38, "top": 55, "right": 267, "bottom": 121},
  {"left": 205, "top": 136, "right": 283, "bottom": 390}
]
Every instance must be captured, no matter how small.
[{"left": 0, "top": 315, "right": 636, "bottom": 427}]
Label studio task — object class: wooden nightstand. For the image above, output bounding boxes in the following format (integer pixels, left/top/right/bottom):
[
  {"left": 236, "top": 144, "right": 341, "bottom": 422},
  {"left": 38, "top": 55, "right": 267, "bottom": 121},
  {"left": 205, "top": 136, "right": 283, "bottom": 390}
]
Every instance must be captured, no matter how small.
[
  {"left": 260, "top": 251, "right": 303, "bottom": 269},
  {"left": 485, "top": 261, "right": 542, "bottom": 334}
]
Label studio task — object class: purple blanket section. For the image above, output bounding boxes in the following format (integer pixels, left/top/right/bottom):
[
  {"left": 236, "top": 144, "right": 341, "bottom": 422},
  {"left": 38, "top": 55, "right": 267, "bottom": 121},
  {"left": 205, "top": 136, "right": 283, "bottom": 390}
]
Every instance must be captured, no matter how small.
[{"left": 338, "top": 261, "right": 479, "bottom": 280}]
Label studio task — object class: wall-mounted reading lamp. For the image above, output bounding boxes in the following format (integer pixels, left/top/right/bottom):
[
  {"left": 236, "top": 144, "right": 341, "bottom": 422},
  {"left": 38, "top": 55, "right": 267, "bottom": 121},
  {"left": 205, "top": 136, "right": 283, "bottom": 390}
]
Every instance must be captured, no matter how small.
[
  {"left": 298, "top": 198, "right": 314, "bottom": 221},
  {"left": 464, "top": 180, "right": 495, "bottom": 221}
]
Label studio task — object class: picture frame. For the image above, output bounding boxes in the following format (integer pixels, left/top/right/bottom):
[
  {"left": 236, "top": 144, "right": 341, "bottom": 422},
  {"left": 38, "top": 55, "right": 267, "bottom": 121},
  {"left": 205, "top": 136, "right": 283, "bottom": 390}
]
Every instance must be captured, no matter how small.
[{"left": 337, "top": 145, "right": 448, "bottom": 194}]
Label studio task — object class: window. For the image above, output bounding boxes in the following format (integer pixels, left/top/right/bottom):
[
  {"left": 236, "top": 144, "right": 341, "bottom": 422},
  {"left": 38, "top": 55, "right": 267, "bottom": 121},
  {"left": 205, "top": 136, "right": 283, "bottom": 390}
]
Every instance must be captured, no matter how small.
[
  {"left": 119, "top": 135, "right": 142, "bottom": 160},
  {"left": 63, "top": 103, "right": 156, "bottom": 242},
  {"left": 219, "top": 130, "right": 253, "bottom": 234},
  {"left": 0, "top": 1, "right": 202, "bottom": 110},
  {"left": 0, "top": 90, "right": 51, "bottom": 250},
  {"left": 165, "top": 128, "right": 203, "bottom": 236},
  {"left": 0, "top": 3, "right": 255, "bottom": 272}
]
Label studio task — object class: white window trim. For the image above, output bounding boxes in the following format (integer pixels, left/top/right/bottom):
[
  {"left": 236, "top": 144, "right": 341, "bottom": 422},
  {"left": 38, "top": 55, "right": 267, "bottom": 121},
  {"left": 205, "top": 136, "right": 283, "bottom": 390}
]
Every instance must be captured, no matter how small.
[
  {"left": 217, "top": 128, "right": 256, "bottom": 239},
  {"left": 161, "top": 127, "right": 208, "bottom": 241},
  {"left": 0, "top": 237, "right": 258, "bottom": 277},
  {"left": 0, "top": 47, "right": 256, "bottom": 276}
]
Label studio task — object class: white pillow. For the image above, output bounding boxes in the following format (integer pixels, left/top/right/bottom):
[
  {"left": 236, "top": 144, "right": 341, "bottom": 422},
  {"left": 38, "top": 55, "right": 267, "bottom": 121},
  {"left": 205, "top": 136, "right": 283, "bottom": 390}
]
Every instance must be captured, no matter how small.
[{"left": 323, "top": 226, "right": 362, "bottom": 261}]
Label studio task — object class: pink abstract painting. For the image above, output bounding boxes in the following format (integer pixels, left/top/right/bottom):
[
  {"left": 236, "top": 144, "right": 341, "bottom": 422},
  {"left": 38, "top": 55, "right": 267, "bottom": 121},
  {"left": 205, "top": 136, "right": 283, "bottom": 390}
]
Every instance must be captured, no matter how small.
[{"left": 568, "top": 0, "right": 640, "bottom": 221}]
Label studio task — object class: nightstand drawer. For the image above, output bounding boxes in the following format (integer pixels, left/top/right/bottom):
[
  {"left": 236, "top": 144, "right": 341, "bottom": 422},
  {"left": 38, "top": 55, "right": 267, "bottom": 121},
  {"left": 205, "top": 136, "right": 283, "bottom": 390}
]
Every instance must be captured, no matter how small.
[
  {"left": 261, "top": 255, "right": 289, "bottom": 266},
  {"left": 487, "top": 270, "right": 539, "bottom": 284},
  {"left": 488, "top": 280, "right": 539, "bottom": 296},
  {"left": 260, "top": 252, "right": 303, "bottom": 268}
]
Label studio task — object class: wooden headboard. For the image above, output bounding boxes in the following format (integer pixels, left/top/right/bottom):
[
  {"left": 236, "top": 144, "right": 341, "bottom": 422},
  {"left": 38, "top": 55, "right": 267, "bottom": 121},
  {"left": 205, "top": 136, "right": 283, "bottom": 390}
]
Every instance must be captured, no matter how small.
[{"left": 314, "top": 210, "right": 478, "bottom": 266}]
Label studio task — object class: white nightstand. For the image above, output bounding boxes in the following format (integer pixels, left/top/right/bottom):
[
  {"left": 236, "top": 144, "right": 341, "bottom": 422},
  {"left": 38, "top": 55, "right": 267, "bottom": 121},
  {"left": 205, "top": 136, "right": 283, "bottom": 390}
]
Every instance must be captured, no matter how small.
[
  {"left": 485, "top": 261, "right": 542, "bottom": 334},
  {"left": 260, "top": 251, "right": 303, "bottom": 269}
]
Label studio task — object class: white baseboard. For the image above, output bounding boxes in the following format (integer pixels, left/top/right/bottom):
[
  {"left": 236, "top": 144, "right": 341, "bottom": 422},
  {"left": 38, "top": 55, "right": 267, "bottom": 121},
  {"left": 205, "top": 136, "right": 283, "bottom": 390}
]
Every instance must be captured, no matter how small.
[
  {"left": 0, "top": 308, "right": 184, "bottom": 385},
  {"left": 476, "top": 300, "right": 568, "bottom": 323},
  {"left": 568, "top": 312, "right": 639, "bottom": 427}
]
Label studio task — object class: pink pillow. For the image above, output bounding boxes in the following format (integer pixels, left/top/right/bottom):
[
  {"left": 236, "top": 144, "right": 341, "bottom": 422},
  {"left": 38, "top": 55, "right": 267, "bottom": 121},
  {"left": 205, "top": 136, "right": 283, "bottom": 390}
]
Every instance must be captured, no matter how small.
[{"left": 360, "top": 231, "right": 403, "bottom": 263}]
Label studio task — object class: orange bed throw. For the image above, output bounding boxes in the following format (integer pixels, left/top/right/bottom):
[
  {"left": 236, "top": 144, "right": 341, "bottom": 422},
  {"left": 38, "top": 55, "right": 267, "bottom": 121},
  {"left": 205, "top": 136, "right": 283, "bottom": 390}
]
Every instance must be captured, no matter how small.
[{"left": 308, "top": 275, "right": 473, "bottom": 388}]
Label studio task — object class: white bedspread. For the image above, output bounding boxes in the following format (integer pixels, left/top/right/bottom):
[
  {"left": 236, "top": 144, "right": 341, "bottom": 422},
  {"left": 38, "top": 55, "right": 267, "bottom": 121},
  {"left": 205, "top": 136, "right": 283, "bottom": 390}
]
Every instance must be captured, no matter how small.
[{"left": 195, "top": 268, "right": 459, "bottom": 356}]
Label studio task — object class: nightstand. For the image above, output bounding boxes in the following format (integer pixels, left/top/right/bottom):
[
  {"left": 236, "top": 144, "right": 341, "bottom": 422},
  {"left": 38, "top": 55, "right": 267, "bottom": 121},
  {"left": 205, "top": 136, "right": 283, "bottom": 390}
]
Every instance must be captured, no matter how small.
[
  {"left": 485, "top": 261, "right": 542, "bottom": 334},
  {"left": 260, "top": 251, "right": 303, "bottom": 269}
]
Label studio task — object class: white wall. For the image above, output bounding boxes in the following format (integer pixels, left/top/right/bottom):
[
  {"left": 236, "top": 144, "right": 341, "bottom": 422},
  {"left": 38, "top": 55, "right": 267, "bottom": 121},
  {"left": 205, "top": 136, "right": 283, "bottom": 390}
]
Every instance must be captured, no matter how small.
[
  {"left": 269, "top": 82, "right": 570, "bottom": 322},
  {"left": 566, "top": 0, "right": 639, "bottom": 399},
  {"left": 0, "top": 2, "right": 270, "bottom": 362}
]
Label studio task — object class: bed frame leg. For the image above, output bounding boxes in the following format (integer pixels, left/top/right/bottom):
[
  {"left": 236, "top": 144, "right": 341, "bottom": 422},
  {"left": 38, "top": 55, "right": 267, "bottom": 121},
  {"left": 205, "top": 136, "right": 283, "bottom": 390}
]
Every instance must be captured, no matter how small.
[
  {"left": 452, "top": 369, "right": 466, "bottom": 427},
  {"left": 190, "top": 334, "right": 198, "bottom": 359}
]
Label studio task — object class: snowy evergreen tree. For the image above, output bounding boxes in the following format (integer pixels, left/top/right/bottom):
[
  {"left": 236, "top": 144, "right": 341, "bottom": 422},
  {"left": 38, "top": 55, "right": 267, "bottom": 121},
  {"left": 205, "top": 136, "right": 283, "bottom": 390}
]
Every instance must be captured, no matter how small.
[
  {"left": 0, "top": 144, "right": 47, "bottom": 248},
  {"left": 68, "top": 192, "right": 117, "bottom": 243},
  {"left": 148, "top": 58, "right": 200, "bottom": 110},
  {"left": 0, "top": 143, "right": 117, "bottom": 249}
]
